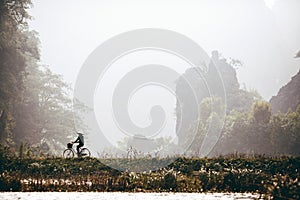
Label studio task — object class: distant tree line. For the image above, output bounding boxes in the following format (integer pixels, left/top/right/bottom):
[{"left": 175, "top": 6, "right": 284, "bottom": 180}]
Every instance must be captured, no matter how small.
[{"left": 189, "top": 99, "right": 300, "bottom": 156}]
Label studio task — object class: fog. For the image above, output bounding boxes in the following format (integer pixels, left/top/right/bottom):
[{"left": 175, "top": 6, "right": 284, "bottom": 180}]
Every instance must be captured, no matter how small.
[
  {"left": 27, "top": 0, "right": 300, "bottom": 154},
  {"left": 29, "top": 0, "right": 300, "bottom": 99}
]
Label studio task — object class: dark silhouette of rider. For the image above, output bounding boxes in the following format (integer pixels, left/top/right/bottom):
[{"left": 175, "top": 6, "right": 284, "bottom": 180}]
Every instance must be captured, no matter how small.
[{"left": 73, "top": 133, "right": 84, "bottom": 155}]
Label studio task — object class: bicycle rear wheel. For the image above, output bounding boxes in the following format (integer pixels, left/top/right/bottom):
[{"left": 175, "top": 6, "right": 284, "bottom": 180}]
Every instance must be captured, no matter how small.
[
  {"left": 80, "top": 148, "right": 91, "bottom": 157},
  {"left": 63, "top": 148, "right": 74, "bottom": 158}
]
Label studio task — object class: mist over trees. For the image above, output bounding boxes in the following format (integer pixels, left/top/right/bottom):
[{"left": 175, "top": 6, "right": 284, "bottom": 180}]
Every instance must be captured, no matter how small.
[
  {"left": 212, "top": 101, "right": 300, "bottom": 156},
  {"left": 0, "top": 0, "right": 35, "bottom": 143},
  {"left": 0, "top": 0, "right": 80, "bottom": 154},
  {"left": 176, "top": 52, "right": 300, "bottom": 156},
  {"left": 0, "top": 0, "right": 299, "bottom": 157}
]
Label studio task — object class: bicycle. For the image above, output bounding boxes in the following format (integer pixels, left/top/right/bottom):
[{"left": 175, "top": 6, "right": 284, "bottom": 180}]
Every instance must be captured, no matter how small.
[{"left": 63, "top": 142, "right": 91, "bottom": 158}]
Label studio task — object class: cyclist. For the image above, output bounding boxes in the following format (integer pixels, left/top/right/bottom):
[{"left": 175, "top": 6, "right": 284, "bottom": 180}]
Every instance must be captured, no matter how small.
[{"left": 73, "top": 132, "right": 84, "bottom": 155}]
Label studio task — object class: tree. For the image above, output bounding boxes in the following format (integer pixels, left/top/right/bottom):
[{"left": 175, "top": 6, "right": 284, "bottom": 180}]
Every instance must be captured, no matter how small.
[
  {"left": 0, "top": 1, "right": 86, "bottom": 154},
  {"left": 269, "top": 112, "right": 287, "bottom": 154},
  {"left": 13, "top": 64, "right": 86, "bottom": 154},
  {"left": 187, "top": 97, "right": 224, "bottom": 156},
  {"left": 252, "top": 101, "right": 272, "bottom": 124},
  {"left": 0, "top": 0, "right": 37, "bottom": 144}
]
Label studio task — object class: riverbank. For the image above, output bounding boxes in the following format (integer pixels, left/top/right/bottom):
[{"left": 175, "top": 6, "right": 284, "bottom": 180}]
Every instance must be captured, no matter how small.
[
  {"left": 0, "top": 192, "right": 260, "bottom": 200},
  {"left": 0, "top": 154, "right": 299, "bottom": 199}
]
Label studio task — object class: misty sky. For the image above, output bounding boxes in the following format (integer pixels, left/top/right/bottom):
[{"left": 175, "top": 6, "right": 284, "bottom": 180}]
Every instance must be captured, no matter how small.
[
  {"left": 28, "top": 0, "right": 300, "bottom": 150},
  {"left": 29, "top": 0, "right": 300, "bottom": 100}
]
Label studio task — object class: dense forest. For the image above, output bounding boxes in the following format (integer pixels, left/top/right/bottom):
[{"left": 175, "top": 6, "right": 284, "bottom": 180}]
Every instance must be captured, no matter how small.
[
  {"left": 0, "top": 0, "right": 81, "bottom": 154},
  {"left": 0, "top": 0, "right": 299, "bottom": 158}
]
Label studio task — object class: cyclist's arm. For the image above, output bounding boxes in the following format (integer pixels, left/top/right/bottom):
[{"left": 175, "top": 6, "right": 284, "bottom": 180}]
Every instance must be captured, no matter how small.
[{"left": 73, "top": 137, "right": 79, "bottom": 143}]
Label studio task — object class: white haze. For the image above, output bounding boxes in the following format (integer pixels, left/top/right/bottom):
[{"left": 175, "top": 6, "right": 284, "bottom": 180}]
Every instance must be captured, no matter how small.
[
  {"left": 29, "top": 0, "right": 300, "bottom": 100},
  {"left": 28, "top": 0, "right": 300, "bottom": 151}
]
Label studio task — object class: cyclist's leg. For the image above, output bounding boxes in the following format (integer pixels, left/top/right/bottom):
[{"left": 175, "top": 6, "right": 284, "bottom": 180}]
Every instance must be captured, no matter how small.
[{"left": 77, "top": 142, "right": 83, "bottom": 154}]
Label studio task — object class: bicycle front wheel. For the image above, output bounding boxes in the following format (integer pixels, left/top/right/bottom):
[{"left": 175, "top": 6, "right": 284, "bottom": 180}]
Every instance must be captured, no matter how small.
[
  {"left": 80, "top": 148, "right": 91, "bottom": 158},
  {"left": 63, "top": 149, "right": 74, "bottom": 158}
]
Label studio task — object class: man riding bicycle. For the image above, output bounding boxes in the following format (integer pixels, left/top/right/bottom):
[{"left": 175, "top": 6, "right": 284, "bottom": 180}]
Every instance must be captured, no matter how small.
[{"left": 73, "top": 132, "right": 84, "bottom": 155}]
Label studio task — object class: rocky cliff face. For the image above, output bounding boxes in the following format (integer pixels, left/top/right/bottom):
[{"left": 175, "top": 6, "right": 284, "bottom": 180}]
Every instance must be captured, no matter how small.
[
  {"left": 270, "top": 70, "right": 300, "bottom": 113},
  {"left": 175, "top": 51, "right": 258, "bottom": 144}
]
